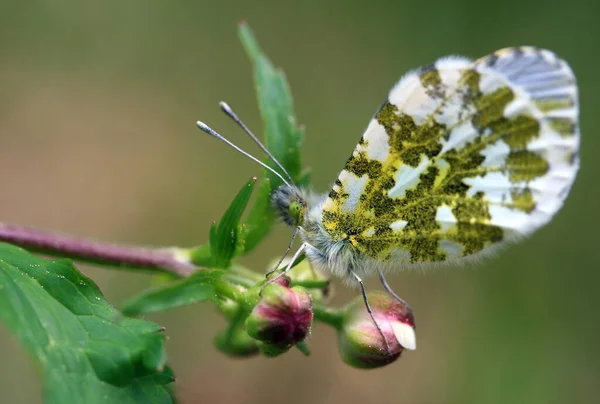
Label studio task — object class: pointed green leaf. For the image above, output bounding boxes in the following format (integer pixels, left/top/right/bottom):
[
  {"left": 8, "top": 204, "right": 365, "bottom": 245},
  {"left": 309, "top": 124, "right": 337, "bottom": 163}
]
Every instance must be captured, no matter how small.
[
  {"left": 239, "top": 23, "right": 308, "bottom": 253},
  {"left": 0, "top": 243, "right": 174, "bottom": 404},
  {"left": 121, "top": 269, "right": 225, "bottom": 316},
  {"left": 242, "top": 178, "right": 275, "bottom": 253},
  {"left": 239, "top": 23, "right": 305, "bottom": 185},
  {"left": 209, "top": 177, "right": 256, "bottom": 268}
]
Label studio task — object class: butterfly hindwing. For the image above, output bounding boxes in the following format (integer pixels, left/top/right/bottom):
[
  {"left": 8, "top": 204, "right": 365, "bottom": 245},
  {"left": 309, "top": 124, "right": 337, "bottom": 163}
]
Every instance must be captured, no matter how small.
[{"left": 321, "top": 47, "right": 579, "bottom": 266}]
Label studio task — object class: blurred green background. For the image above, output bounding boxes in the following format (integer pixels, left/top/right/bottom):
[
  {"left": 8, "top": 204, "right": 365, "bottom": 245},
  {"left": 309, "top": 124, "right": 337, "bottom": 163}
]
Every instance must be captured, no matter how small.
[{"left": 0, "top": 1, "right": 598, "bottom": 403}]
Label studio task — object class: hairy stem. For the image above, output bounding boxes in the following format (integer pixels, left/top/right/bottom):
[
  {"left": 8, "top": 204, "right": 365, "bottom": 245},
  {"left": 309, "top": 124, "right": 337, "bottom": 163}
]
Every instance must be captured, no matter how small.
[
  {"left": 313, "top": 304, "right": 343, "bottom": 328},
  {"left": 0, "top": 223, "right": 200, "bottom": 277},
  {"left": 214, "top": 278, "right": 247, "bottom": 302}
]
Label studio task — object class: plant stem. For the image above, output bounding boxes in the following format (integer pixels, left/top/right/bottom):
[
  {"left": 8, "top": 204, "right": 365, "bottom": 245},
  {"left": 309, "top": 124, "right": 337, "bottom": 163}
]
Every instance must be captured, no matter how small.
[
  {"left": 312, "top": 304, "right": 343, "bottom": 328},
  {"left": 0, "top": 223, "right": 199, "bottom": 277},
  {"left": 229, "top": 264, "right": 264, "bottom": 284},
  {"left": 214, "top": 279, "right": 246, "bottom": 302},
  {"left": 223, "top": 307, "right": 248, "bottom": 345}
]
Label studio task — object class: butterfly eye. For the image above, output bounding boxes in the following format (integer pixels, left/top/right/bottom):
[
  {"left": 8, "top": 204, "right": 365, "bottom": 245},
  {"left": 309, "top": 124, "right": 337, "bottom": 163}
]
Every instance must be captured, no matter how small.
[{"left": 288, "top": 201, "right": 305, "bottom": 224}]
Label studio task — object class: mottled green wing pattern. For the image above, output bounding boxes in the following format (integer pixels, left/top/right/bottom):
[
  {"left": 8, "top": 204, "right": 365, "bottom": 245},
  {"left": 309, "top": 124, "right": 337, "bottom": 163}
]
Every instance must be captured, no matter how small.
[{"left": 321, "top": 47, "right": 579, "bottom": 266}]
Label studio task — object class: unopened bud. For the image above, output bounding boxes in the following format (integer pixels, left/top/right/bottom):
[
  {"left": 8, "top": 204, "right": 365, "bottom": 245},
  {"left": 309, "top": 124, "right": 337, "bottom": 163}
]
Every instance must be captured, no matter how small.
[
  {"left": 337, "top": 292, "right": 416, "bottom": 369},
  {"left": 245, "top": 283, "right": 313, "bottom": 347}
]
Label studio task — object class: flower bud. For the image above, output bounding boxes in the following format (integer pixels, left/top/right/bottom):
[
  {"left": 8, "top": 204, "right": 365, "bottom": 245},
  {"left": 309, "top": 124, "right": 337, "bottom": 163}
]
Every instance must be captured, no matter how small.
[
  {"left": 245, "top": 282, "right": 313, "bottom": 347},
  {"left": 337, "top": 291, "right": 416, "bottom": 369}
]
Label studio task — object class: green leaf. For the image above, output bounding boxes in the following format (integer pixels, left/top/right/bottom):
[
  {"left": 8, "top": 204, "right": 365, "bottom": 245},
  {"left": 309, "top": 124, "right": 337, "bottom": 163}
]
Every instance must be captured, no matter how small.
[
  {"left": 0, "top": 243, "right": 174, "bottom": 404},
  {"left": 209, "top": 177, "right": 256, "bottom": 268},
  {"left": 239, "top": 23, "right": 308, "bottom": 253},
  {"left": 122, "top": 269, "right": 225, "bottom": 316},
  {"left": 239, "top": 23, "right": 305, "bottom": 185},
  {"left": 242, "top": 178, "right": 275, "bottom": 253}
]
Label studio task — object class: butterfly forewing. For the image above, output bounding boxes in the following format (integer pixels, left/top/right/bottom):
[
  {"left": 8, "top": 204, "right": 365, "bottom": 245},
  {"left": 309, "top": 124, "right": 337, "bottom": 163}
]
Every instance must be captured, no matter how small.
[{"left": 321, "top": 47, "right": 579, "bottom": 266}]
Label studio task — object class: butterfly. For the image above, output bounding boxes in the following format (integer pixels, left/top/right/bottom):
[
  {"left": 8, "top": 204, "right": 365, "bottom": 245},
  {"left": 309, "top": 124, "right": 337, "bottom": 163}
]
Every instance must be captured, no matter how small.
[{"left": 199, "top": 47, "right": 579, "bottom": 351}]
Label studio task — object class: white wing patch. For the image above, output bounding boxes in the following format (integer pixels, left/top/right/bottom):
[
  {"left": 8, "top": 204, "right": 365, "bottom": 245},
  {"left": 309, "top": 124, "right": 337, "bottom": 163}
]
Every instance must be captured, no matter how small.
[
  {"left": 436, "top": 56, "right": 472, "bottom": 87},
  {"left": 439, "top": 120, "right": 478, "bottom": 154},
  {"left": 389, "top": 157, "right": 430, "bottom": 198},
  {"left": 358, "top": 119, "right": 390, "bottom": 162},
  {"left": 338, "top": 171, "right": 368, "bottom": 213},
  {"left": 389, "top": 73, "right": 440, "bottom": 125},
  {"left": 464, "top": 172, "right": 514, "bottom": 202},
  {"left": 480, "top": 140, "right": 511, "bottom": 168},
  {"left": 488, "top": 205, "right": 530, "bottom": 234},
  {"left": 390, "top": 220, "right": 408, "bottom": 232},
  {"left": 434, "top": 205, "right": 458, "bottom": 233}
]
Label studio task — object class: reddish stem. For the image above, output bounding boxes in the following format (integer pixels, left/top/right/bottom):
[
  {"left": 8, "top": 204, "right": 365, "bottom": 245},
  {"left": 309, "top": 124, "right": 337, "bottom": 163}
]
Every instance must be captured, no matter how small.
[{"left": 0, "top": 223, "right": 198, "bottom": 276}]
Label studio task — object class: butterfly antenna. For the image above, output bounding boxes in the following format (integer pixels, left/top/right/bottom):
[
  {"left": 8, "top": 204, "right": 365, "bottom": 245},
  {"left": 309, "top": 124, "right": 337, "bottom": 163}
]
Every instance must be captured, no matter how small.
[
  {"left": 196, "top": 121, "right": 292, "bottom": 187},
  {"left": 219, "top": 101, "right": 296, "bottom": 186}
]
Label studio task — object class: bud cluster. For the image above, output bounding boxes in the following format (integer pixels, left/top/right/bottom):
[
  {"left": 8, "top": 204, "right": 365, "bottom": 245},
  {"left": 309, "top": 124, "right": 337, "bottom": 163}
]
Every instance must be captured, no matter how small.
[{"left": 213, "top": 262, "right": 416, "bottom": 369}]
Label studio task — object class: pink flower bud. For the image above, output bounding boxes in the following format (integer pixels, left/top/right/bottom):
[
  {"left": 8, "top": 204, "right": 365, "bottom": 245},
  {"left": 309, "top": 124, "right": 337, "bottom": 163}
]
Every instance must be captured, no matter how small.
[
  {"left": 245, "top": 283, "right": 313, "bottom": 347},
  {"left": 338, "top": 291, "right": 416, "bottom": 369}
]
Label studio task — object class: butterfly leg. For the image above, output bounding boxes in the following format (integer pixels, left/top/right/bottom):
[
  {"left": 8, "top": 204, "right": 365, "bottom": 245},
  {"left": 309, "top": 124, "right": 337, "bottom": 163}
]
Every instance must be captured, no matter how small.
[
  {"left": 260, "top": 242, "right": 308, "bottom": 295},
  {"left": 378, "top": 268, "right": 412, "bottom": 310},
  {"left": 265, "top": 226, "right": 300, "bottom": 277},
  {"left": 350, "top": 270, "right": 391, "bottom": 351}
]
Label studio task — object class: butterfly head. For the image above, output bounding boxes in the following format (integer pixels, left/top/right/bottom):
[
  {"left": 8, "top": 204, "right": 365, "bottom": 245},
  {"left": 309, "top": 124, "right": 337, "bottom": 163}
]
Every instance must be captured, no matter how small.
[{"left": 271, "top": 184, "right": 307, "bottom": 227}]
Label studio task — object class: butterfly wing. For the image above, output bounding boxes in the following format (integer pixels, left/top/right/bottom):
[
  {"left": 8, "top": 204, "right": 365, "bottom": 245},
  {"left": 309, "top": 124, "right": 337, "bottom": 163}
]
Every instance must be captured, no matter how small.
[{"left": 321, "top": 47, "right": 579, "bottom": 266}]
